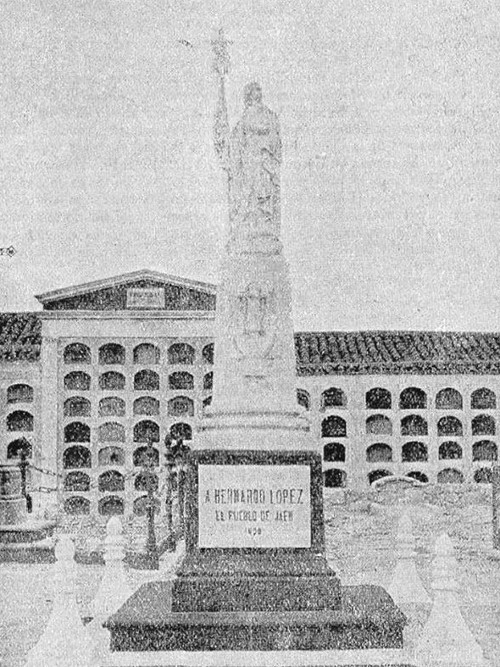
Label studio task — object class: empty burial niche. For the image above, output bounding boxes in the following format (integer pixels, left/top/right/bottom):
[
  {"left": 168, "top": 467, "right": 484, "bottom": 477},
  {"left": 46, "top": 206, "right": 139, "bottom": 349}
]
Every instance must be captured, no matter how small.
[
  {"left": 437, "top": 468, "right": 464, "bottom": 484},
  {"left": 168, "top": 343, "right": 195, "bottom": 365},
  {"left": 63, "top": 446, "right": 91, "bottom": 469},
  {"left": 134, "top": 471, "right": 159, "bottom": 492},
  {"left": 98, "top": 446, "right": 125, "bottom": 467},
  {"left": 64, "top": 343, "right": 91, "bottom": 364},
  {"left": 64, "top": 396, "right": 91, "bottom": 418},
  {"left": 7, "top": 383, "right": 34, "bottom": 404},
  {"left": 98, "top": 470, "right": 125, "bottom": 493},
  {"left": 321, "top": 416, "right": 347, "bottom": 438},
  {"left": 168, "top": 396, "right": 194, "bottom": 417},
  {"left": 134, "top": 370, "right": 160, "bottom": 391},
  {"left": 437, "top": 416, "right": 463, "bottom": 437},
  {"left": 98, "top": 496, "right": 124, "bottom": 516},
  {"left": 7, "top": 410, "right": 34, "bottom": 432},
  {"left": 99, "top": 372, "right": 125, "bottom": 391},
  {"left": 99, "top": 396, "right": 126, "bottom": 417},
  {"left": 366, "top": 387, "right": 391, "bottom": 410},
  {"left": 133, "top": 420, "right": 160, "bottom": 443},
  {"left": 202, "top": 343, "right": 214, "bottom": 364},
  {"left": 401, "top": 414, "right": 428, "bottom": 436},
  {"left": 170, "top": 372, "right": 194, "bottom": 391},
  {"left": 133, "top": 396, "right": 159, "bottom": 416},
  {"left": 472, "top": 440, "right": 497, "bottom": 462},
  {"left": 435, "top": 387, "right": 463, "bottom": 410},
  {"left": 64, "top": 421, "right": 90, "bottom": 443},
  {"left": 64, "top": 496, "right": 90, "bottom": 515},
  {"left": 98, "top": 422, "right": 125, "bottom": 443},
  {"left": 321, "top": 387, "right": 347, "bottom": 410},
  {"left": 401, "top": 441, "right": 428, "bottom": 462},
  {"left": 323, "top": 469, "right": 347, "bottom": 488},
  {"left": 366, "top": 414, "right": 392, "bottom": 436},
  {"left": 323, "top": 442, "right": 345, "bottom": 463},
  {"left": 474, "top": 468, "right": 492, "bottom": 483},
  {"left": 471, "top": 387, "right": 496, "bottom": 410},
  {"left": 439, "top": 441, "right": 462, "bottom": 460},
  {"left": 99, "top": 343, "right": 125, "bottom": 365},
  {"left": 133, "top": 343, "right": 160, "bottom": 365},
  {"left": 366, "top": 443, "right": 393, "bottom": 463},
  {"left": 471, "top": 414, "right": 496, "bottom": 436},
  {"left": 64, "top": 371, "right": 91, "bottom": 391},
  {"left": 133, "top": 446, "right": 159, "bottom": 467},
  {"left": 297, "top": 389, "right": 311, "bottom": 410},
  {"left": 64, "top": 471, "right": 90, "bottom": 492},
  {"left": 7, "top": 438, "right": 32, "bottom": 459},
  {"left": 399, "top": 387, "right": 427, "bottom": 410}
]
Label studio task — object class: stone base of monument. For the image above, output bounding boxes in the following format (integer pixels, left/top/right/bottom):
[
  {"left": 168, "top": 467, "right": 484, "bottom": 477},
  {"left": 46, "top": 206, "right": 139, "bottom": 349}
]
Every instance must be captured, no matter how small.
[
  {"left": 0, "top": 463, "right": 57, "bottom": 561},
  {"left": 0, "top": 519, "right": 56, "bottom": 544},
  {"left": 0, "top": 522, "right": 57, "bottom": 563},
  {"left": 105, "top": 450, "right": 406, "bottom": 661},
  {"left": 106, "top": 582, "right": 406, "bottom": 651},
  {"left": 105, "top": 649, "right": 413, "bottom": 667}
]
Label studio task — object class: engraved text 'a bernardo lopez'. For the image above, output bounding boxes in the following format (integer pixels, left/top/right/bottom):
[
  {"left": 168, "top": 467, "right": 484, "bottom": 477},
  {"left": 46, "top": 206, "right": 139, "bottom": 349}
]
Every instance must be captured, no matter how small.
[{"left": 205, "top": 487, "right": 306, "bottom": 505}]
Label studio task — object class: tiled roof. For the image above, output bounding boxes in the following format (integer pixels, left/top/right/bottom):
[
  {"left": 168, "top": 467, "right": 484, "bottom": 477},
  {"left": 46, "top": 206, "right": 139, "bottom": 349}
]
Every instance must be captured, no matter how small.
[
  {"left": 0, "top": 314, "right": 41, "bottom": 361},
  {"left": 295, "top": 331, "right": 500, "bottom": 375},
  {"left": 1, "top": 316, "right": 500, "bottom": 374}
]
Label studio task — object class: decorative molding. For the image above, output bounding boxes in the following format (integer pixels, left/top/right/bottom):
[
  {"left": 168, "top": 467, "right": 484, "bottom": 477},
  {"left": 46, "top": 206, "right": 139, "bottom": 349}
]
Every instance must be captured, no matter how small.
[
  {"left": 35, "top": 269, "right": 217, "bottom": 304},
  {"left": 39, "top": 310, "right": 216, "bottom": 321}
]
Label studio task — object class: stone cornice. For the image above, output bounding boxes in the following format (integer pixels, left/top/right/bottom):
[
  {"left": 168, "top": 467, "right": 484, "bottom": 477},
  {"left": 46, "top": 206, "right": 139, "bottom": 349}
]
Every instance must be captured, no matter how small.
[
  {"left": 38, "top": 310, "right": 216, "bottom": 321},
  {"left": 35, "top": 269, "right": 217, "bottom": 304}
]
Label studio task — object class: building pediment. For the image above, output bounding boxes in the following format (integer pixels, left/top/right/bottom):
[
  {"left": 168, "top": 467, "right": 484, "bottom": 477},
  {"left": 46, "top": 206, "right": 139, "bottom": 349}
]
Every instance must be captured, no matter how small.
[{"left": 35, "top": 269, "right": 216, "bottom": 312}]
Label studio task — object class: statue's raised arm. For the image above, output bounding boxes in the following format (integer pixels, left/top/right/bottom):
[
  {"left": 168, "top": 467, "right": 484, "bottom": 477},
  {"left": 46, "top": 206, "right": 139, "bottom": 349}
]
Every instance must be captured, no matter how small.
[{"left": 211, "top": 29, "right": 231, "bottom": 170}]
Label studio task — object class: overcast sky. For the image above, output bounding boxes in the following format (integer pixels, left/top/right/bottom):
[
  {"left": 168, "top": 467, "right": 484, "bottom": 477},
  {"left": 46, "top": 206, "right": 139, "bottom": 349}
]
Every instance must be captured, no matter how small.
[{"left": 1, "top": 0, "right": 499, "bottom": 331}]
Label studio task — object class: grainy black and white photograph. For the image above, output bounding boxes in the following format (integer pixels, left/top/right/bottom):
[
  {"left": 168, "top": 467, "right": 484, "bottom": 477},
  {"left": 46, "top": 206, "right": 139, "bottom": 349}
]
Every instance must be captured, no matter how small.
[{"left": 0, "top": 2, "right": 499, "bottom": 666}]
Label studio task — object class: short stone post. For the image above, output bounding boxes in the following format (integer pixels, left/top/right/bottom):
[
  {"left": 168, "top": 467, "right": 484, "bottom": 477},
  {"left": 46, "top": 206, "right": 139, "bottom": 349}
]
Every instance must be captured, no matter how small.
[
  {"left": 387, "top": 510, "right": 430, "bottom": 605},
  {"left": 492, "top": 464, "right": 500, "bottom": 550},
  {"left": 414, "top": 533, "right": 486, "bottom": 667},
  {"left": 25, "top": 534, "right": 97, "bottom": 667},
  {"left": 90, "top": 516, "right": 132, "bottom": 618}
]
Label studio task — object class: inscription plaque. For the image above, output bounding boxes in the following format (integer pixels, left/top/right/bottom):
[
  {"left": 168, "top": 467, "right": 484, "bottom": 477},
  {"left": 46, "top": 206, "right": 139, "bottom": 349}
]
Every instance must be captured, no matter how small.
[
  {"left": 198, "top": 464, "right": 311, "bottom": 548},
  {"left": 126, "top": 287, "right": 165, "bottom": 309}
]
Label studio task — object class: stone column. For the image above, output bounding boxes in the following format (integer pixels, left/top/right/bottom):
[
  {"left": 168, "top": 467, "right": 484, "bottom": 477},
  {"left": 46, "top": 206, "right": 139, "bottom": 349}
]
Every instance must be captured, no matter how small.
[
  {"left": 492, "top": 464, "right": 500, "bottom": 550},
  {"left": 40, "top": 335, "right": 60, "bottom": 511}
]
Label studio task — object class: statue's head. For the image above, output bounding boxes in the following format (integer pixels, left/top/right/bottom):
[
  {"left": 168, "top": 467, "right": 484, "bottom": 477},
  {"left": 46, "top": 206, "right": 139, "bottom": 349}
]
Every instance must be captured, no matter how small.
[{"left": 244, "top": 82, "right": 262, "bottom": 106}]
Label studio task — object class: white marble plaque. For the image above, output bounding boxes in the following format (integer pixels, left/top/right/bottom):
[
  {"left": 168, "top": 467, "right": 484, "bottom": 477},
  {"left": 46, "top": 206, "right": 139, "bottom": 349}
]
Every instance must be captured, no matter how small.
[
  {"left": 126, "top": 287, "right": 165, "bottom": 309},
  {"left": 198, "top": 464, "right": 311, "bottom": 548}
]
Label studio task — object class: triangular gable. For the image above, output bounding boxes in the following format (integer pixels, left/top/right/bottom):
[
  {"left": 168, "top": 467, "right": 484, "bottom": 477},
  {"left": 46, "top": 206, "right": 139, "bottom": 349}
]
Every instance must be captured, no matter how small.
[{"left": 35, "top": 269, "right": 216, "bottom": 312}]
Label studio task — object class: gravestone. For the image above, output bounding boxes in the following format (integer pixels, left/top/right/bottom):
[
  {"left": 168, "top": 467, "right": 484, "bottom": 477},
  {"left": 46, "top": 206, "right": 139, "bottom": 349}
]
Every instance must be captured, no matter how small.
[
  {"left": 371, "top": 474, "right": 428, "bottom": 509},
  {"left": 105, "top": 33, "right": 406, "bottom": 659}
]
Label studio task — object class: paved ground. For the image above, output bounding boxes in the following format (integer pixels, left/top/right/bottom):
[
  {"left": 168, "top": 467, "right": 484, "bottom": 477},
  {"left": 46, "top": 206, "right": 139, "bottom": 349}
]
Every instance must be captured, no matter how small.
[{"left": 1, "top": 487, "right": 499, "bottom": 667}]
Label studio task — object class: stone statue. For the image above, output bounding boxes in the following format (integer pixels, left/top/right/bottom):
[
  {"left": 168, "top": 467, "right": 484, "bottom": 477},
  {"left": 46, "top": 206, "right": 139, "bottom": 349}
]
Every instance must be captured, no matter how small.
[{"left": 212, "top": 30, "right": 282, "bottom": 244}]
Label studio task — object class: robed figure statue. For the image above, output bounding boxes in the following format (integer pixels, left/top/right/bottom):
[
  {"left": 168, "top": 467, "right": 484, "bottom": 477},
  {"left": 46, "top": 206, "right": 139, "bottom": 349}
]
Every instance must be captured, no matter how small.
[{"left": 212, "top": 32, "right": 282, "bottom": 246}]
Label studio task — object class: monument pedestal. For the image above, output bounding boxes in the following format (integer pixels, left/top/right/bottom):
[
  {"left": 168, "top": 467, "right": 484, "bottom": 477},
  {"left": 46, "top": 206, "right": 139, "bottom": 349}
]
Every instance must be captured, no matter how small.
[
  {"left": 105, "top": 63, "right": 407, "bottom": 664},
  {"left": 0, "top": 464, "right": 56, "bottom": 561},
  {"left": 105, "top": 451, "right": 406, "bottom": 654}
]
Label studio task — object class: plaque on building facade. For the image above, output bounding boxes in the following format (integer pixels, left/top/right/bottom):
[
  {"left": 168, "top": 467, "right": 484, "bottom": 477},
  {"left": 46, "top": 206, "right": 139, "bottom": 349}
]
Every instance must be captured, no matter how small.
[
  {"left": 198, "top": 464, "right": 311, "bottom": 548},
  {"left": 126, "top": 287, "right": 165, "bottom": 309}
]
